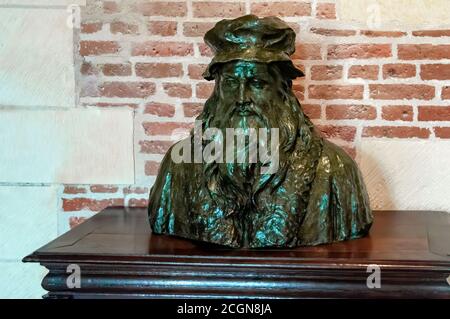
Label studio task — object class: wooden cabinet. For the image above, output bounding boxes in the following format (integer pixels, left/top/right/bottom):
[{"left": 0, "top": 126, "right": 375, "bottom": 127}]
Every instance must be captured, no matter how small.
[{"left": 23, "top": 208, "right": 450, "bottom": 298}]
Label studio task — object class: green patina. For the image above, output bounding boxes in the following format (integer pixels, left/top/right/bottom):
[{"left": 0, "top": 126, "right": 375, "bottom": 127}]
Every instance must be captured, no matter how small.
[{"left": 147, "top": 15, "right": 373, "bottom": 248}]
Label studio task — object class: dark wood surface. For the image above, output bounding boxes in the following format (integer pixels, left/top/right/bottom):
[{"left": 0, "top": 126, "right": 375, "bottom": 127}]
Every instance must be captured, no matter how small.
[{"left": 23, "top": 207, "right": 450, "bottom": 298}]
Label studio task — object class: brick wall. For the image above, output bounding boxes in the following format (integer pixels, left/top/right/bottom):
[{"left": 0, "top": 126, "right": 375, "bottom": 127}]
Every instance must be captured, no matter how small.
[{"left": 65, "top": 0, "right": 450, "bottom": 229}]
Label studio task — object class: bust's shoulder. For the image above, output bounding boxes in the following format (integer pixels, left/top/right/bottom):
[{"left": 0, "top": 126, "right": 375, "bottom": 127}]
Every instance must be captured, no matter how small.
[
  {"left": 316, "top": 139, "right": 359, "bottom": 176},
  {"left": 301, "top": 138, "right": 372, "bottom": 245}
]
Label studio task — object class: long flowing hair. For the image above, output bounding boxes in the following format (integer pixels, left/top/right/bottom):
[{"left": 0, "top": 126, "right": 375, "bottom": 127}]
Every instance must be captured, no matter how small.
[{"left": 192, "top": 62, "right": 321, "bottom": 216}]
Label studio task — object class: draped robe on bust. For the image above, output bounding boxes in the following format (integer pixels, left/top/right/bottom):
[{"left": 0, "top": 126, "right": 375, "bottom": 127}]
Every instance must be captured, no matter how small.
[{"left": 148, "top": 128, "right": 373, "bottom": 248}]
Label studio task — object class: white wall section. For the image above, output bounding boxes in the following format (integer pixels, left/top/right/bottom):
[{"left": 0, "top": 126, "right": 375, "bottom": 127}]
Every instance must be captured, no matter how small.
[
  {"left": 0, "top": 108, "right": 135, "bottom": 184},
  {"left": 357, "top": 139, "right": 450, "bottom": 213}
]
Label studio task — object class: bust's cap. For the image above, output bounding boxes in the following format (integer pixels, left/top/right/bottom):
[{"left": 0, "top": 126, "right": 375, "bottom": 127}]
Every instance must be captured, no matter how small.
[{"left": 202, "top": 14, "right": 304, "bottom": 80}]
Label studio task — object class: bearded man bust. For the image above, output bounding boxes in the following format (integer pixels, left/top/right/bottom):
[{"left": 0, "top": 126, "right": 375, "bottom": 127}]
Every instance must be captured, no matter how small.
[{"left": 148, "top": 15, "right": 373, "bottom": 248}]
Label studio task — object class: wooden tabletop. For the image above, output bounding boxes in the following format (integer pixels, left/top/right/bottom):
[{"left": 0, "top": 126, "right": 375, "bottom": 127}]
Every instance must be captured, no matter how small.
[{"left": 23, "top": 207, "right": 450, "bottom": 298}]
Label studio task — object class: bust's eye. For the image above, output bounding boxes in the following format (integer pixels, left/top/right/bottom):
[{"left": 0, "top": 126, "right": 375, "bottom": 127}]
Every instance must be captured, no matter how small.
[
  {"left": 223, "top": 77, "right": 239, "bottom": 86},
  {"left": 249, "top": 78, "right": 266, "bottom": 89}
]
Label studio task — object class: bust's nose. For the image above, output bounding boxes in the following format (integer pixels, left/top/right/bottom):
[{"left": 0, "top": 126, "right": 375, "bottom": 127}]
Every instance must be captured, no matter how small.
[{"left": 236, "top": 81, "right": 251, "bottom": 106}]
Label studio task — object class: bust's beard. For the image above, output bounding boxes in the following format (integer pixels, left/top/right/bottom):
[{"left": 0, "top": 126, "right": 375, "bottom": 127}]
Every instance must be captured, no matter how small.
[
  {"left": 211, "top": 104, "right": 271, "bottom": 179},
  {"left": 201, "top": 92, "right": 302, "bottom": 216}
]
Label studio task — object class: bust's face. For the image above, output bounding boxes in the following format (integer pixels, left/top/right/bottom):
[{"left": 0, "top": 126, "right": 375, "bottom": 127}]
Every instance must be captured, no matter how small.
[{"left": 217, "top": 60, "right": 281, "bottom": 118}]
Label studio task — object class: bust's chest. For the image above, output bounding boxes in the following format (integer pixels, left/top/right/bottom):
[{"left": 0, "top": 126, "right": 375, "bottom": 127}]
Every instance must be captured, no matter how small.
[{"left": 188, "top": 183, "right": 306, "bottom": 248}]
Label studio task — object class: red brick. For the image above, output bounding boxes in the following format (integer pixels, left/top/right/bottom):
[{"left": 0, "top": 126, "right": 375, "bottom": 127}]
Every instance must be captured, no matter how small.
[
  {"left": 434, "top": 127, "right": 450, "bottom": 138},
  {"left": 317, "top": 125, "right": 357, "bottom": 142},
  {"left": 81, "top": 22, "right": 102, "bottom": 34},
  {"left": 63, "top": 198, "right": 124, "bottom": 212},
  {"left": 310, "top": 65, "right": 343, "bottom": 80},
  {"left": 420, "top": 64, "right": 450, "bottom": 80},
  {"left": 418, "top": 106, "right": 450, "bottom": 121},
  {"left": 362, "top": 126, "right": 430, "bottom": 138},
  {"left": 381, "top": 105, "right": 413, "bottom": 121},
  {"left": 144, "top": 102, "right": 176, "bottom": 117},
  {"left": 145, "top": 161, "right": 160, "bottom": 176},
  {"left": 383, "top": 64, "right": 416, "bottom": 79},
  {"left": 413, "top": 30, "right": 450, "bottom": 37},
  {"left": 443, "top": 87, "right": 450, "bottom": 99},
  {"left": 110, "top": 21, "right": 139, "bottom": 35},
  {"left": 398, "top": 44, "right": 450, "bottom": 60},
  {"left": 128, "top": 198, "right": 149, "bottom": 208},
  {"left": 251, "top": 2, "right": 311, "bottom": 17},
  {"left": 316, "top": 3, "right": 336, "bottom": 19},
  {"left": 99, "top": 82, "right": 155, "bottom": 98},
  {"left": 148, "top": 21, "right": 177, "bottom": 36},
  {"left": 69, "top": 217, "right": 87, "bottom": 229},
  {"left": 294, "top": 63, "right": 305, "bottom": 76},
  {"left": 135, "top": 63, "right": 183, "bottom": 78},
  {"left": 103, "top": 1, "right": 119, "bottom": 13},
  {"left": 64, "top": 186, "right": 87, "bottom": 194},
  {"left": 310, "top": 28, "right": 356, "bottom": 36},
  {"left": 123, "top": 186, "right": 149, "bottom": 195},
  {"left": 101, "top": 63, "right": 132, "bottom": 76},
  {"left": 132, "top": 41, "right": 193, "bottom": 56},
  {"left": 142, "top": 122, "right": 194, "bottom": 136},
  {"left": 183, "top": 103, "right": 204, "bottom": 117},
  {"left": 308, "top": 85, "right": 364, "bottom": 100},
  {"left": 293, "top": 84, "right": 304, "bottom": 101},
  {"left": 136, "top": 1, "right": 187, "bottom": 17},
  {"left": 369, "top": 84, "right": 435, "bottom": 100},
  {"left": 139, "top": 140, "right": 175, "bottom": 154},
  {"left": 198, "top": 43, "right": 214, "bottom": 57},
  {"left": 326, "top": 104, "right": 376, "bottom": 120},
  {"left": 79, "top": 41, "right": 120, "bottom": 56},
  {"left": 90, "top": 185, "right": 118, "bottom": 193},
  {"left": 188, "top": 64, "right": 207, "bottom": 80},
  {"left": 361, "top": 30, "right": 406, "bottom": 37},
  {"left": 348, "top": 65, "right": 379, "bottom": 80},
  {"left": 81, "top": 62, "right": 98, "bottom": 75},
  {"left": 301, "top": 104, "right": 321, "bottom": 119},
  {"left": 292, "top": 44, "right": 321, "bottom": 60},
  {"left": 194, "top": 2, "right": 245, "bottom": 18},
  {"left": 328, "top": 44, "right": 391, "bottom": 59},
  {"left": 163, "top": 83, "right": 192, "bottom": 98},
  {"left": 183, "top": 22, "right": 215, "bottom": 37},
  {"left": 196, "top": 83, "right": 215, "bottom": 99}
]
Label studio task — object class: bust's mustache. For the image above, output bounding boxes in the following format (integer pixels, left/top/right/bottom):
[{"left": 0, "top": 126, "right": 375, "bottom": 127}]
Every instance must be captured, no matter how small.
[
  {"left": 234, "top": 101, "right": 257, "bottom": 116},
  {"left": 214, "top": 100, "right": 271, "bottom": 130}
]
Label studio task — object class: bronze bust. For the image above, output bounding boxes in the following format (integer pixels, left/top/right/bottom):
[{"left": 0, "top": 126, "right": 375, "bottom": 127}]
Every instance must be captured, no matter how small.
[{"left": 148, "top": 15, "right": 373, "bottom": 248}]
